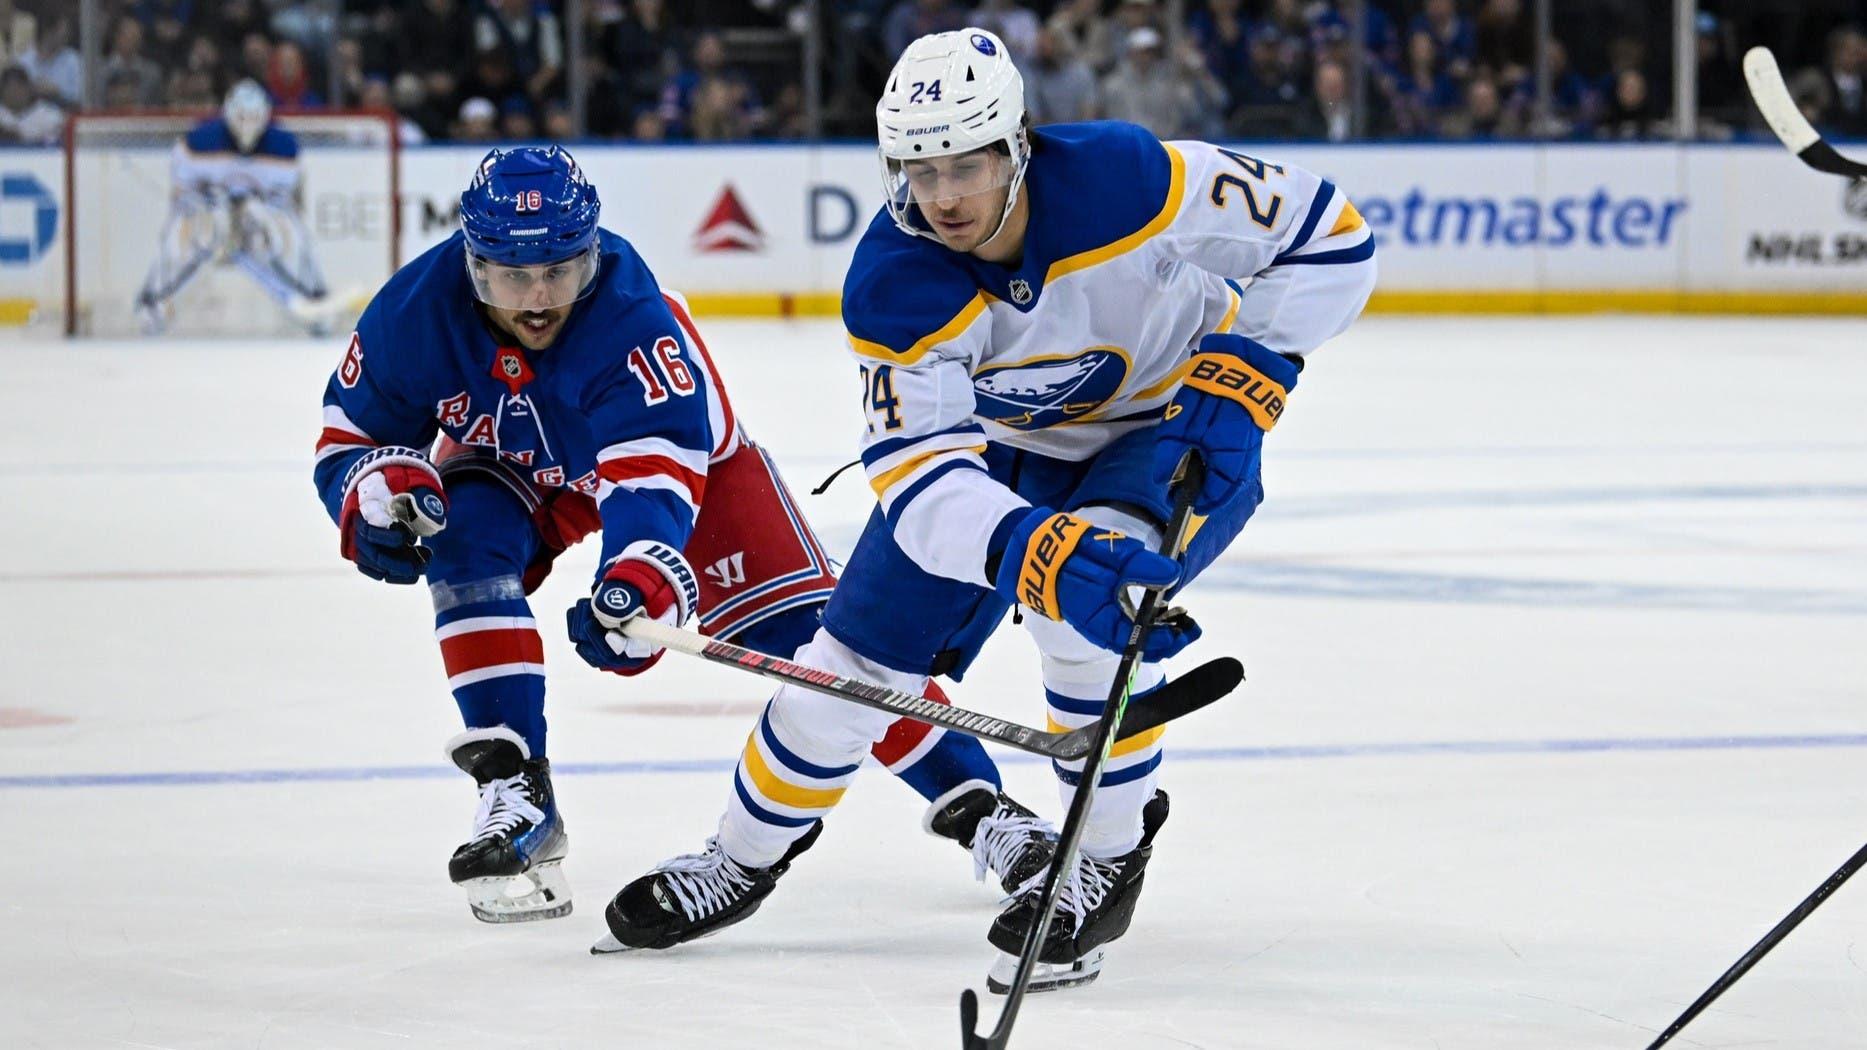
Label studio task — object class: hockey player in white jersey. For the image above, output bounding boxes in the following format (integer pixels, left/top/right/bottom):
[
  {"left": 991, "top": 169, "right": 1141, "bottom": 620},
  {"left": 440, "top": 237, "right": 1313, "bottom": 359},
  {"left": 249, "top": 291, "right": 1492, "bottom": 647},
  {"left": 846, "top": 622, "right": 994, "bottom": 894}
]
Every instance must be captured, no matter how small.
[
  {"left": 135, "top": 80, "right": 330, "bottom": 334},
  {"left": 601, "top": 27, "right": 1374, "bottom": 989}
]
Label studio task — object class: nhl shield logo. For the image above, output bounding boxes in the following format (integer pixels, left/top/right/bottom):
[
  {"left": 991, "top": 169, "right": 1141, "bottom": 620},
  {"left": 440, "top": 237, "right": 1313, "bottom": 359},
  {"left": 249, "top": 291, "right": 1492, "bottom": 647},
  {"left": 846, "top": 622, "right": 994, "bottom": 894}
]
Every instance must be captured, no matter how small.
[
  {"left": 1008, "top": 278, "right": 1033, "bottom": 305},
  {"left": 1845, "top": 180, "right": 1867, "bottom": 222},
  {"left": 501, "top": 354, "right": 523, "bottom": 379}
]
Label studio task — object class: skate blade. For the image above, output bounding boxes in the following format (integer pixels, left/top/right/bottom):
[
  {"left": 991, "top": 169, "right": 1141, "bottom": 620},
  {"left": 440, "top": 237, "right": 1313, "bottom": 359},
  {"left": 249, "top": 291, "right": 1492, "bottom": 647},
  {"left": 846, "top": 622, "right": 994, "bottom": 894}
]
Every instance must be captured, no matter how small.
[
  {"left": 589, "top": 931, "right": 639, "bottom": 955},
  {"left": 985, "top": 947, "right": 1105, "bottom": 994},
  {"left": 461, "top": 861, "right": 572, "bottom": 924}
]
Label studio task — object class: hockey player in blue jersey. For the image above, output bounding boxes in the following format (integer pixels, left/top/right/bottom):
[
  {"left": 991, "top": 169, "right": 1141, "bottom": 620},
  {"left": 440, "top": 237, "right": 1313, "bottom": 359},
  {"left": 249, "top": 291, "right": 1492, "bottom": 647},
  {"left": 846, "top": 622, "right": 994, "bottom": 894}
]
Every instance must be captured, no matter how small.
[
  {"left": 136, "top": 79, "right": 330, "bottom": 335},
  {"left": 606, "top": 29, "right": 1375, "bottom": 989},
  {"left": 315, "top": 146, "right": 1053, "bottom": 926}
]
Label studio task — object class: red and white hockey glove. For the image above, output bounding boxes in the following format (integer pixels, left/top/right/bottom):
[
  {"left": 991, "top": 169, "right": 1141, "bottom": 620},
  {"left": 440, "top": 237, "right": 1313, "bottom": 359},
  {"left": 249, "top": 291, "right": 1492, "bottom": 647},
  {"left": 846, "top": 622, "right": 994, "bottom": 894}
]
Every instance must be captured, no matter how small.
[
  {"left": 566, "top": 541, "right": 700, "bottom": 676},
  {"left": 338, "top": 446, "right": 449, "bottom": 585}
]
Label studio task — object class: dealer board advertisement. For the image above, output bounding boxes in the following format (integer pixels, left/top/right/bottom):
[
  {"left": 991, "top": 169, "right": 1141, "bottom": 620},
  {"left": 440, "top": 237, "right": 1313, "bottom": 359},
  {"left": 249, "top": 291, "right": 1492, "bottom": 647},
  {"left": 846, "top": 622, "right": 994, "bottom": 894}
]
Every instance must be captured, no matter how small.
[{"left": 5, "top": 140, "right": 1862, "bottom": 329}]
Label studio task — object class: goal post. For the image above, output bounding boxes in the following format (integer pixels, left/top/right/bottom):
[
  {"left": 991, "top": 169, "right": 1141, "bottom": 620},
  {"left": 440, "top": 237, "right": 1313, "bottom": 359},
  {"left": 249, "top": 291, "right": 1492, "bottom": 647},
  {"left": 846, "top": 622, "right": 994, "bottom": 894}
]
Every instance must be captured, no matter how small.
[{"left": 63, "top": 108, "right": 401, "bottom": 338}]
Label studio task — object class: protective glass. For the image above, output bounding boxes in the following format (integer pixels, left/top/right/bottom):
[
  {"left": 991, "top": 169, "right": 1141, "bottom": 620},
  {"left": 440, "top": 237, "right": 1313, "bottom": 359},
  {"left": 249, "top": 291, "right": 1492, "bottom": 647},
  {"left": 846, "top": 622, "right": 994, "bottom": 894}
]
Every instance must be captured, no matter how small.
[
  {"left": 881, "top": 146, "right": 1019, "bottom": 227},
  {"left": 465, "top": 244, "right": 601, "bottom": 311}
]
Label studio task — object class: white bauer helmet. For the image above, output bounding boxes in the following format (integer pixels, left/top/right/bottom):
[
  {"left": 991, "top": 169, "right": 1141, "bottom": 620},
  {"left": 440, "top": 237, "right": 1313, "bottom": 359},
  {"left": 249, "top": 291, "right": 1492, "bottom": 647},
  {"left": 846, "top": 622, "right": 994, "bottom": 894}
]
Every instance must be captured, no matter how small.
[
  {"left": 223, "top": 79, "right": 272, "bottom": 153},
  {"left": 875, "top": 27, "right": 1029, "bottom": 246}
]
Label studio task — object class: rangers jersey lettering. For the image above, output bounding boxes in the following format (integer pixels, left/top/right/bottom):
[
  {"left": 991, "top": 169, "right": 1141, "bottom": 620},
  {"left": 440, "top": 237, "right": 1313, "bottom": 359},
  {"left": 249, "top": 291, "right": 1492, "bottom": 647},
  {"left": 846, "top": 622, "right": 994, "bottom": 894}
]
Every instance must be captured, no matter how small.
[{"left": 314, "top": 229, "right": 742, "bottom": 571}]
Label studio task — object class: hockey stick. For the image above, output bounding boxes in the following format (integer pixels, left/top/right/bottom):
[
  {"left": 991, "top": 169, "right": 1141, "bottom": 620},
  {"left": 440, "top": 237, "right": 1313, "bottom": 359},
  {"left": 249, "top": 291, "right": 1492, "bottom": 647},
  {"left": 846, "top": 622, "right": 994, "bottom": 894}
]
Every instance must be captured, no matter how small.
[
  {"left": 1743, "top": 46, "right": 1867, "bottom": 179},
  {"left": 1644, "top": 839, "right": 1867, "bottom": 1049},
  {"left": 619, "top": 617, "right": 1242, "bottom": 763},
  {"left": 959, "top": 453, "right": 1206, "bottom": 1050}
]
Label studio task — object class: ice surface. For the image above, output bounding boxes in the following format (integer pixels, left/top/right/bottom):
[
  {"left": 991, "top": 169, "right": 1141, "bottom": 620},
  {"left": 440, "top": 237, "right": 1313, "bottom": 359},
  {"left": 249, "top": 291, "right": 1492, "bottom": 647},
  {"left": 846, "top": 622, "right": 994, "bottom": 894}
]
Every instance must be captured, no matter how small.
[{"left": 2, "top": 317, "right": 1864, "bottom": 1049}]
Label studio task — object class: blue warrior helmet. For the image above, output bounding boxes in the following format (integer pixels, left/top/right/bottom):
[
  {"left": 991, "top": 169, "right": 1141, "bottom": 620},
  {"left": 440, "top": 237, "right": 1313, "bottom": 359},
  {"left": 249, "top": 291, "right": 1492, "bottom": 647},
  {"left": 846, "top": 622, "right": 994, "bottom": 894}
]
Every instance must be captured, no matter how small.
[{"left": 459, "top": 145, "right": 602, "bottom": 311}]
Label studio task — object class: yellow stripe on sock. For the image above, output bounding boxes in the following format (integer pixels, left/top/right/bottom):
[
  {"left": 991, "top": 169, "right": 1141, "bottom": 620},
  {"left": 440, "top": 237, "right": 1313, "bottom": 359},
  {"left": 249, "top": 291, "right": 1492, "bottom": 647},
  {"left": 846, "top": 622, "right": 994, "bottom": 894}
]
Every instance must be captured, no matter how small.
[
  {"left": 740, "top": 736, "right": 847, "bottom": 811},
  {"left": 1044, "top": 718, "right": 1166, "bottom": 758}
]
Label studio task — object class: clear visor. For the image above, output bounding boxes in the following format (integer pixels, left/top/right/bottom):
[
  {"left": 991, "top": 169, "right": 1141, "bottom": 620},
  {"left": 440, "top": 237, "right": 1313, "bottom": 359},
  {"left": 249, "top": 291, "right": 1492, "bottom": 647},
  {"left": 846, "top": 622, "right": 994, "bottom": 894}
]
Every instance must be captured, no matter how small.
[
  {"left": 882, "top": 147, "right": 1018, "bottom": 226},
  {"left": 466, "top": 244, "right": 601, "bottom": 312}
]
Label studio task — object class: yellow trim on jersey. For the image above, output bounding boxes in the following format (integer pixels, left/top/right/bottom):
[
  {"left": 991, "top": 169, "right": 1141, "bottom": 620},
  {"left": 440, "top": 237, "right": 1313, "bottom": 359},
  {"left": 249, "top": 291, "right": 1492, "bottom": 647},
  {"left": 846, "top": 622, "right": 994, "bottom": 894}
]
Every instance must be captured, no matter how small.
[
  {"left": 1015, "top": 513, "right": 1093, "bottom": 620},
  {"left": 1045, "top": 142, "right": 1188, "bottom": 284},
  {"left": 1328, "top": 199, "right": 1365, "bottom": 236},
  {"left": 741, "top": 735, "right": 847, "bottom": 810},
  {"left": 868, "top": 443, "right": 987, "bottom": 500},
  {"left": 847, "top": 292, "right": 989, "bottom": 366},
  {"left": 1218, "top": 287, "right": 1242, "bottom": 333}
]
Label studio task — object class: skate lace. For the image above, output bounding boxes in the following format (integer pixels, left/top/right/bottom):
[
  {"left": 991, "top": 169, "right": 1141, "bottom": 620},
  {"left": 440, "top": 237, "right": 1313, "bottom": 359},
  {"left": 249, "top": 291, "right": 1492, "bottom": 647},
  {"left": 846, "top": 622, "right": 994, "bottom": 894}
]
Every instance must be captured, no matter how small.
[
  {"left": 971, "top": 806, "right": 1053, "bottom": 885},
  {"left": 1012, "top": 853, "right": 1120, "bottom": 928},
  {"left": 654, "top": 837, "right": 758, "bottom": 921},
  {"left": 469, "top": 773, "right": 545, "bottom": 843}
]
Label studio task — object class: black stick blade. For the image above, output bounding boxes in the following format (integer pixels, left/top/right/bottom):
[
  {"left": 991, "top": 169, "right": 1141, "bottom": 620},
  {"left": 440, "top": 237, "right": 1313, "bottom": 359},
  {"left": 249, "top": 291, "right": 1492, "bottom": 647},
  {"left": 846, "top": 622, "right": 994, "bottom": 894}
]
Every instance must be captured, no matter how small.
[{"left": 1115, "top": 656, "right": 1245, "bottom": 740}]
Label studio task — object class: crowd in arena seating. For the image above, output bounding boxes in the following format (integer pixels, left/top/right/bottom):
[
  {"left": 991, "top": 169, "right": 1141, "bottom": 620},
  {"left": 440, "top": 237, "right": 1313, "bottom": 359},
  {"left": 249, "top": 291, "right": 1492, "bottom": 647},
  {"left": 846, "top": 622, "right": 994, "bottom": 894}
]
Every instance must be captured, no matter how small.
[{"left": 0, "top": 0, "right": 1864, "bottom": 146}]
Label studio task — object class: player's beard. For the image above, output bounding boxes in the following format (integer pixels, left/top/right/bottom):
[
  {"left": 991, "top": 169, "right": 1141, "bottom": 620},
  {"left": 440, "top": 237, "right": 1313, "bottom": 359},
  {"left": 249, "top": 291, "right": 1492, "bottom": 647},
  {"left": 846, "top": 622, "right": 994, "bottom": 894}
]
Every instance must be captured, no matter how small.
[{"left": 489, "top": 304, "right": 571, "bottom": 350}]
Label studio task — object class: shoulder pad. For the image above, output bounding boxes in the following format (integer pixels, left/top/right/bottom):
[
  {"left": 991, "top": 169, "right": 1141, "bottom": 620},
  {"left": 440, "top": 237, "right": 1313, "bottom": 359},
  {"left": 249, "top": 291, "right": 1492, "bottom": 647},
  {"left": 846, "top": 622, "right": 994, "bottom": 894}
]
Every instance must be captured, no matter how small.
[{"left": 842, "top": 211, "right": 984, "bottom": 365}]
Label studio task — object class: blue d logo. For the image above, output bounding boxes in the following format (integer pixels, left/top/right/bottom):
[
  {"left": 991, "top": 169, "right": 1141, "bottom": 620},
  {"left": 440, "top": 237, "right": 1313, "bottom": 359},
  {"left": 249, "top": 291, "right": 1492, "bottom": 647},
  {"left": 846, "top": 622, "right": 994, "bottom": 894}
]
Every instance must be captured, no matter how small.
[{"left": 0, "top": 174, "right": 58, "bottom": 266}]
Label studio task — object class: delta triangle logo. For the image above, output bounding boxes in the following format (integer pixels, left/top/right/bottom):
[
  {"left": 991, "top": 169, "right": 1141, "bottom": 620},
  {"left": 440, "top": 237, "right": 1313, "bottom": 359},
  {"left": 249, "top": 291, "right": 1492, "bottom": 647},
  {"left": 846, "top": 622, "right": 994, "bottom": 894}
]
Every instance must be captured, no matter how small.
[{"left": 692, "top": 184, "right": 765, "bottom": 253}]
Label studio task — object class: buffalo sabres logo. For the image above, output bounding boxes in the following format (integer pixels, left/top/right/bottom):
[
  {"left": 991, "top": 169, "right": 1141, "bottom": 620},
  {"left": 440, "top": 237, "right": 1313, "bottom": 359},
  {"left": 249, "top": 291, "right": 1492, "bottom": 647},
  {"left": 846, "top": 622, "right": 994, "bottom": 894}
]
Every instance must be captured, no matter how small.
[
  {"left": 1008, "top": 278, "right": 1033, "bottom": 305},
  {"left": 972, "top": 347, "right": 1129, "bottom": 430}
]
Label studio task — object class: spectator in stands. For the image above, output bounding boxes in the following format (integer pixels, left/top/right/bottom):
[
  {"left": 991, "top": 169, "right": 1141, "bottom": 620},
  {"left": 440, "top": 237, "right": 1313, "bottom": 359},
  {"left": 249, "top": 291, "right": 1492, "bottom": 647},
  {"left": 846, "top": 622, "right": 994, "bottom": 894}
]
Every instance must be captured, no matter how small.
[
  {"left": 455, "top": 95, "right": 498, "bottom": 141},
  {"left": 144, "top": 1, "right": 193, "bottom": 70},
  {"left": 1390, "top": 29, "right": 1459, "bottom": 136},
  {"left": 1817, "top": 25, "right": 1867, "bottom": 136},
  {"left": 1046, "top": 0, "right": 1115, "bottom": 75},
  {"left": 1536, "top": 38, "right": 1599, "bottom": 138},
  {"left": 1694, "top": 12, "right": 1747, "bottom": 135},
  {"left": 211, "top": 0, "right": 269, "bottom": 61},
  {"left": 477, "top": 0, "right": 564, "bottom": 104},
  {"left": 1441, "top": 71, "right": 1523, "bottom": 138},
  {"left": 103, "top": 68, "right": 143, "bottom": 111},
  {"left": 359, "top": 75, "right": 427, "bottom": 144},
  {"left": 0, "top": 1, "right": 32, "bottom": 69},
  {"left": 16, "top": 12, "right": 80, "bottom": 107},
  {"left": 501, "top": 97, "right": 539, "bottom": 140},
  {"left": 168, "top": 68, "right": 218, "bottom": 108},
  {"left": 660, "top": 31, "right": 765, "bottom": 140},
  {"left": 630, "top": 107, "right": 667, "bottom": 140},
  {"left": 1188, "top": 0, "right": 1254, "bottom": 109},
  {"left": 1598, "top": 67, "right": 1657, "bottom": 139},
  {"left": 1105, "top": 0, "right": 1165, "bottom": 71},
  {"left": 542, "top": 99, "right": 575, "bottom": 140},
  {"left": 1294, "top": 57, "right": 1356, "bottom": 141},
  {"left": 393, "top": 71, "right": 446, "bottom": 139},
  {"left": 1474, "top": 0, "right": 1531, "bottom": 94},
  {"left": 238, "top": 32, "right": 273, "bottom": 87},
  {"left": 1234, "top": 23, "right": 1306, "bottom": 136},
  {"left": 1410, "top": 0, "right": 1474, "bottom": 83},
  {"left": 0, "top": 63, "right": 62, "bottom": 145},
  {"left": 603, "top": 0, "right": 678, "bottom": 126},
  {"left": 401, "top": 0, "right": 476, "bottom": 119},
  {"left": 1025, "top": 24, "right": 1097, "bottom": 125},
  {"left": 466, "top": 48, "right": 528, "bottom": 116},
  {"left": 103, "top": 17, "right": 164, "bottom": 107},
  {"left": 269, "top": 40, "right": 322, "bottom": 109},
  {"left": 973, "top": 0, "right": 1041, "bottom": 68},
  {"left": 884, "top": 0, "right": 969, "bottom": 61},
  {"left": 1098, "top": 25, "right": 1227, "bottom": 140}
]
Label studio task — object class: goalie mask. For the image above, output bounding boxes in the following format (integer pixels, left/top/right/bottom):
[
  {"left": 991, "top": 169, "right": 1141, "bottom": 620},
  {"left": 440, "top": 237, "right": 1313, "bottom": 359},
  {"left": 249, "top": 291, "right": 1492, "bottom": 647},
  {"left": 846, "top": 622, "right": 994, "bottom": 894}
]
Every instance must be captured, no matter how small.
[
  {"left": 222, "top": 79, "right": 271, "bottom": 153},
  {"left": 460, "top": 146, "right": 602, "bottom": 311},
  {"left": 876, "top": 28, "right": 1029, "bottom": 248}
]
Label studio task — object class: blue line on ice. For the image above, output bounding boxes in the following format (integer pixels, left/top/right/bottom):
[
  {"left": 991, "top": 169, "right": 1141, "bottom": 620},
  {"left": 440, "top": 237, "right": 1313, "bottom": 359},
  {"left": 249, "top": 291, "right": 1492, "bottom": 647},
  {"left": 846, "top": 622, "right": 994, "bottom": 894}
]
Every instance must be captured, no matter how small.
[{"left": 6, "top": 732, "right": 1865, "bottom": 790}]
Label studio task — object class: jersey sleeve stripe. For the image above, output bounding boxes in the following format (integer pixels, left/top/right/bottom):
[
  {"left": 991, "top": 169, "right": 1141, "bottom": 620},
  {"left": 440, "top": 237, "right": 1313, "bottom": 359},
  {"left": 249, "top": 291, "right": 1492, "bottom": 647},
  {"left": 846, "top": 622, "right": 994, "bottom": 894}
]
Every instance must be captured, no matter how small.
[
  {"left": 1274, "top": 179, "right": 1338, "bottom": 264},
  {"left": 881, "top": 456, "right": 986, "bottom": 526},
  {"left": 861, "top": 422, "right": 988, "bottom": 469},
  {"left": 1274, "top": 236, "right": 1376, "bottom": 267},
  {"left": 597, "top": 456, "right": 707, "bottom": 507},
  {"left": 1218, "top": 283, "right": 1243, "bottom": 333},
  {"left": 596, "top": 436, "right": 708, "bottom": 474},
  {"left": 868, "top": 443, "right": 988, "bottom": 502},
  {"left": 847, "top": 292, "right": 989, "bottom": 366}
]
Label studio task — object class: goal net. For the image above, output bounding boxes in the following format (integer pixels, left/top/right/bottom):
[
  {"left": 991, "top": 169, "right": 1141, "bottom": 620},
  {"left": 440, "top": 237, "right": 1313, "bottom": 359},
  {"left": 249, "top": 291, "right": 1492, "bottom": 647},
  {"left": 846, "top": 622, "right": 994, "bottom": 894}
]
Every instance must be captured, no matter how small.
[{"left": 64, "top": 110, "right": 399, "bottom": 338}]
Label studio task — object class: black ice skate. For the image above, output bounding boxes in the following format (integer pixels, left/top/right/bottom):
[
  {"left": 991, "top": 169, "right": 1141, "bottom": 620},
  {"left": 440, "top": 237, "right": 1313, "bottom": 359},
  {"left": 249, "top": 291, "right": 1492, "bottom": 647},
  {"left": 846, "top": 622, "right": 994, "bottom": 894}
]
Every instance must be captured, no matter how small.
[
  {"left": 925, "top": 783, "right": 1057, "bottom": 894},
  {"left": 985, "top": 789, "right": 1171, "bottom": 994},
  {"left": 591, "top": 822, "right": 823, "bottom": 954},
  {"left": 445, "top": 726, "right": 571, "bottom": 923}
]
